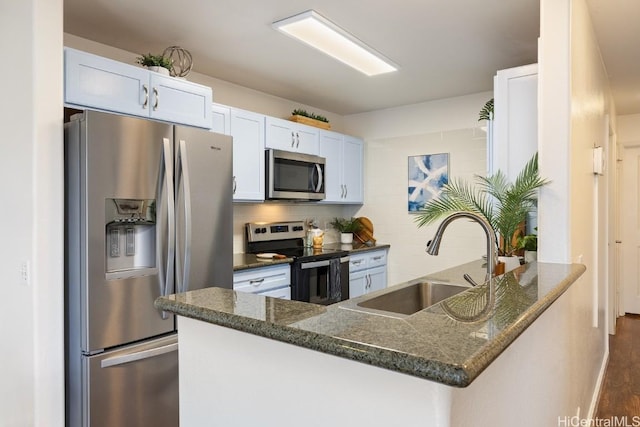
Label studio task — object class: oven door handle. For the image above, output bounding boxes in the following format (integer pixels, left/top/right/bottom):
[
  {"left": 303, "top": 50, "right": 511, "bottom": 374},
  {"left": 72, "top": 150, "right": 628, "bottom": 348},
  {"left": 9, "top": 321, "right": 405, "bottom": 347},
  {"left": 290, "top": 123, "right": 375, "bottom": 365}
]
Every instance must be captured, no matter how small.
[{"left": 299, "top": 256, "right": 350, "bottom": 269}]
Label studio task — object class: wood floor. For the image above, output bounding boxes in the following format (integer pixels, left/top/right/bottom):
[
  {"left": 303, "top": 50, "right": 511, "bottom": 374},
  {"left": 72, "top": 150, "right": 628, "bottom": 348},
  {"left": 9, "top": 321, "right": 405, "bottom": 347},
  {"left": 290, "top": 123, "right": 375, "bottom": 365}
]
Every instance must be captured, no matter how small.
[{"left": 596, "top": 314, "right": 640, "bottom": 417}]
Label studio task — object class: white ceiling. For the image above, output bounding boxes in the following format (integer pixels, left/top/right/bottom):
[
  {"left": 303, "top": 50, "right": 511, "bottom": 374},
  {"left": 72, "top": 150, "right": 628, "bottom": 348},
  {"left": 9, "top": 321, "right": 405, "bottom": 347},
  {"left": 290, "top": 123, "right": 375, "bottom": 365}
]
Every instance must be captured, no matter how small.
[{"left": 63, "top": 0, "right": 639, "bottom": 116}]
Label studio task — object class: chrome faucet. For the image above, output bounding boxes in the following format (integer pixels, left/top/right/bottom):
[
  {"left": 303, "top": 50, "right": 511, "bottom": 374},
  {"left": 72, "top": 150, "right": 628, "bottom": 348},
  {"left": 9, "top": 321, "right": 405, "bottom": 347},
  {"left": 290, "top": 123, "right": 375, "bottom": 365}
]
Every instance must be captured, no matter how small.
[{"left": 426, "top": 211, "right": 497, "bottom": 283}]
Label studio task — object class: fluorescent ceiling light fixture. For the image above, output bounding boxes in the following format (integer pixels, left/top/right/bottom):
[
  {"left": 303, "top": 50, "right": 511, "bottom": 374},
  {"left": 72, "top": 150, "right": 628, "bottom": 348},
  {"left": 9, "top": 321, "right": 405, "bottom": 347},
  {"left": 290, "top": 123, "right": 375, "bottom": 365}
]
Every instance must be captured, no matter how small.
[{"left": 272, "top": 10, "right": 398, "bottom": 76}]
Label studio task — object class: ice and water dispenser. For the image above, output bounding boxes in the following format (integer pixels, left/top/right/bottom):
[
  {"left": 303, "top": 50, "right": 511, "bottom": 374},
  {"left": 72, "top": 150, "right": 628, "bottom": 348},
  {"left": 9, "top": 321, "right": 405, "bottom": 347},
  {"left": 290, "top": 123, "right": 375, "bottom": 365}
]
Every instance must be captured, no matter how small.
[{"left": 105, "top": 198, "right": 156, "bottom": 277}]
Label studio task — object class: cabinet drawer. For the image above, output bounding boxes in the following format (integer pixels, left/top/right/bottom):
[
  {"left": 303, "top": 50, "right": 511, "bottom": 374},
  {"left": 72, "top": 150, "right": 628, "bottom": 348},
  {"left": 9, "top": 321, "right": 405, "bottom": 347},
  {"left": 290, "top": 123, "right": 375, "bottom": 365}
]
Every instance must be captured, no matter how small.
[
  {"left": 233, "top": 265, "right": 291, "bottom": 294},
  {"left": 368, "top": 250, "right": 387, "bottom": 268},
  {"left": 349, "top": 254, "right": 368, "bottom": 272}
]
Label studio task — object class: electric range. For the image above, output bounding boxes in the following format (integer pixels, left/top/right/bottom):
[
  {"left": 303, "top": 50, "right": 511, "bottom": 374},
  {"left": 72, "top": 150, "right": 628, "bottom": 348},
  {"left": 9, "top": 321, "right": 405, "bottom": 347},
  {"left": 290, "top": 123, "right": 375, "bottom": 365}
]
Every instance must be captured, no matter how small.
[{"left": 245, "top": 221, "right": 350, "bottom": 305}]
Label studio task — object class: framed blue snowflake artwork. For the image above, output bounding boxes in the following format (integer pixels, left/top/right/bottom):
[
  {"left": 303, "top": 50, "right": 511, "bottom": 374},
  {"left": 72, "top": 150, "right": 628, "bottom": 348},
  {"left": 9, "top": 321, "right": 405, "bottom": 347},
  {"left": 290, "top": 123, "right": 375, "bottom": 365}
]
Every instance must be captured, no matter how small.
[{"left": 408, "top": 153, "right": 449, "bottom": 212}]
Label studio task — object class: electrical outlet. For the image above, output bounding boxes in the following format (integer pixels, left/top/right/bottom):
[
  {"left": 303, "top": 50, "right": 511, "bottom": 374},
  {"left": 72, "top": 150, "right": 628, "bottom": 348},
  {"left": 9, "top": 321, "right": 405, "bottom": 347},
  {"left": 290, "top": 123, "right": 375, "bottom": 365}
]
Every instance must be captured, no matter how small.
[{"left": 20, "top": 261, "right": 30, "bottom": 286}]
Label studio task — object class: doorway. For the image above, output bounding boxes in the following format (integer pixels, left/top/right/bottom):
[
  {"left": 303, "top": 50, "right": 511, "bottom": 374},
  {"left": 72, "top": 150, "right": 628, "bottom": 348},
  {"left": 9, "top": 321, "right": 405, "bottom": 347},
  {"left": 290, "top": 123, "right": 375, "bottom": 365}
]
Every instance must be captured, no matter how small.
[{"left": 620, "top": 144, "right": 640, "bottom": 315}]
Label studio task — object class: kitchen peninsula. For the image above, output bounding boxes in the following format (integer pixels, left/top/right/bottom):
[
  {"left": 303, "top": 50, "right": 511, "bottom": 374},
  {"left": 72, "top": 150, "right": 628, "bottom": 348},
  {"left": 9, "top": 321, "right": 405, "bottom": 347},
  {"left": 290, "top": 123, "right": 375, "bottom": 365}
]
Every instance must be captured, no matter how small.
[{"left": 156, "top": 261, "right": 585, "bottom": 426}]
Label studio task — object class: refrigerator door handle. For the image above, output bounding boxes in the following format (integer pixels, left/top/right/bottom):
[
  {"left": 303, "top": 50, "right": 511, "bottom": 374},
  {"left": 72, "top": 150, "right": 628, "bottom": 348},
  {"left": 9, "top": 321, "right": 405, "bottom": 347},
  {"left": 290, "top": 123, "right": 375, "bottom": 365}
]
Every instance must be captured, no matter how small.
[
  {"left": 158, "top": 138, "right": 176, "bottom": 315},
  {"left": 100, "top": 342, "right": 178, "bottom": 368},
  {"left": 177, "top": 139, "right": 192, "bottom": 293}
]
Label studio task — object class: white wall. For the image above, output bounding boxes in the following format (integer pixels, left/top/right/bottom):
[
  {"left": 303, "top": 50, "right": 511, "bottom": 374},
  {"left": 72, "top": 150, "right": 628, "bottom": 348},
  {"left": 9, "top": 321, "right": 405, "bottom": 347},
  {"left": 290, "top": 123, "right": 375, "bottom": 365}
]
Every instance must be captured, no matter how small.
[
  {"left": 0, "top": 0, "right": 65, "bottom": 426},
  {"left": 617, "top": 114, "right": 640, "bottom": 143},
  {"left": 538, "top": 0, "right": 611, "bottom": 419},
  {"left": 343, "top": 93, "right": 491, "bottom": 285}
]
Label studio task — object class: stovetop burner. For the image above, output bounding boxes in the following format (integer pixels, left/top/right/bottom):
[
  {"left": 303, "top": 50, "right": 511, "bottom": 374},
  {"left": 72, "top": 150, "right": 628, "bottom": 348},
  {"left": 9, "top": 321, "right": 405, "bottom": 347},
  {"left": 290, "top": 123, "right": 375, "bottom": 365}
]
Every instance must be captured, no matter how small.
[{"left": 245, "top": 221, "right": 348, "bottom": 262}]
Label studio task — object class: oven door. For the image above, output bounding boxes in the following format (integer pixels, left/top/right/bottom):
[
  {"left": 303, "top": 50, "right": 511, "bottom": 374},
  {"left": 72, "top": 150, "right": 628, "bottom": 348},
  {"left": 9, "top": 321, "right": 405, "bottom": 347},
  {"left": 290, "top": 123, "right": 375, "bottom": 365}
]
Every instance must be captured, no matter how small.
[
  {"left": 292, "top": 256, "right": 349, "bottom": 305},
  {"left": 266, "top": 149, "right": 325, "bottom": 201}
]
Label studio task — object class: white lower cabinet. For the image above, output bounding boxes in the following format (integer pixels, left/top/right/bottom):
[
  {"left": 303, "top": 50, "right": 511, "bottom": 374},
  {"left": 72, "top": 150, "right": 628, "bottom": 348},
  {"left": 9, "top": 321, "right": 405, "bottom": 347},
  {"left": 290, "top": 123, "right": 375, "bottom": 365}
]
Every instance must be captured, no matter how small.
[
  {"left": 233, "top": 264, "right": 291, "bottom": 299},
  {"left": 349, "top": 249, "right": 388, "bottom": 299}
]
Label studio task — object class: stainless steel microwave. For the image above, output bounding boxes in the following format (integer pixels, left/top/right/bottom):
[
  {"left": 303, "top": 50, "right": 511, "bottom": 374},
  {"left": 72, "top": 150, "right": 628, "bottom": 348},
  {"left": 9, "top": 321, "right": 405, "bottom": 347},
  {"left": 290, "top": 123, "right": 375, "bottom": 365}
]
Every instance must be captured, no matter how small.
[{"left": 266, "top": 149, "right": 326, "bottom": 201}]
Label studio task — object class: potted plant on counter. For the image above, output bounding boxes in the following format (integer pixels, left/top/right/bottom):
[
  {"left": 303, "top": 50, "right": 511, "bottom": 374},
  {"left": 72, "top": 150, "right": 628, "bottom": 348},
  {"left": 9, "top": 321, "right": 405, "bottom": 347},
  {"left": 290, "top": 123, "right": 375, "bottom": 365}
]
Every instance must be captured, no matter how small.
[
  {"left": 414, "top": 153, "right": 548, "bottom": 274},
  {"left": 330, "top": 217, "right": 362, "bottom": 244},
  {"left": 517, "top": 229, "right": 538, "bottom": 263},
  {"left": 136, "top": 53, "right": 173, "bottom": 75}
]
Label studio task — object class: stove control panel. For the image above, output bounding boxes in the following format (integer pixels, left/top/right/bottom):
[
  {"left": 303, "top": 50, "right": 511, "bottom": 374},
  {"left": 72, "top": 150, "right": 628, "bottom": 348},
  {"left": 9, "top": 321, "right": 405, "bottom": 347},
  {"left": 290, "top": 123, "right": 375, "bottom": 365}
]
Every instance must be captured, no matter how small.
[{"left": 246, "top": 221, "right": 306, "bottom": 242}]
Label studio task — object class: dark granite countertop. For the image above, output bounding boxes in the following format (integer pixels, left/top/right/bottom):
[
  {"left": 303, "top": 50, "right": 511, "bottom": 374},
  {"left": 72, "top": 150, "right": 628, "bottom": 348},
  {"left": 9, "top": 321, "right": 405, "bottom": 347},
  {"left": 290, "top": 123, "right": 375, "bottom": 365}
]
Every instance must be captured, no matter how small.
[
  {"left": 157, "top": 260, "right": 585, "bottom": 387},
  {"left": 232, "top": 243, "right": 391, "bottom": 271}
]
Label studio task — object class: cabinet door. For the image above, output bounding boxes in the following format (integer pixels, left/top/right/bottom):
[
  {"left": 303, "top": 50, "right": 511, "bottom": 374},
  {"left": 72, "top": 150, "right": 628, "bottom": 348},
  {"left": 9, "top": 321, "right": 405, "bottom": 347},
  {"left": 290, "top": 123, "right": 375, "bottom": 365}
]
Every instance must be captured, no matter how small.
[
  {"left": 492, "top": 64, "right": 538, "bottom": 179},
  {"left": 149, "top": 74, "right": 213, "bottom": 128},
  {"left": 342, "top": 136, "right": 364, "bottom": 203},
  {"left": 64, "top": 47, "right": 148, "bottom": 118},
  {"left": 265, "top": 117, "right": 297, "bottom": 151},
  {"left": 211, "top": 103, "right": 231, "bottom": 135},
  {"left": 367, "top": 266, "right": 387, "bottom": 293},
  {"left": 231, "top": 109, "right": 265, "bottom": 201},
  {"left": 294, "top": 125, "right": 319, "bottom": 155},
  {"left": 319, "top": 131, "right": 343, "bottom": 202},
  {"left": 265, "top": 117, "right": 319, "bottom": 155},
  {"left": 349, "top": 270, "right": 368, "bottom": 299}
]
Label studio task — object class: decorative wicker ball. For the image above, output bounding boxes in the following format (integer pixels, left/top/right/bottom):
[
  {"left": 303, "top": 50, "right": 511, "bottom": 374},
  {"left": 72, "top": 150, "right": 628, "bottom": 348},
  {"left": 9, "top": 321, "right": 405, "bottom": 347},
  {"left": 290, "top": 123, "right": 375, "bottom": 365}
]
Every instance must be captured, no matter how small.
[{"left": 163, "top": 46, "right": 193, "bottom": 77}]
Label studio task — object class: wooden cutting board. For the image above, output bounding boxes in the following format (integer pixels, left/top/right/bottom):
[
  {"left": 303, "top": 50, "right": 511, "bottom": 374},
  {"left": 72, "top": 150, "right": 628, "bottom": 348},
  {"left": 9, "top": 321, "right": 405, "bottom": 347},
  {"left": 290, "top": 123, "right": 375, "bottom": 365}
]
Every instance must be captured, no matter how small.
[{"left": 354, "top": 217, "right": 376, "bottom": 244}]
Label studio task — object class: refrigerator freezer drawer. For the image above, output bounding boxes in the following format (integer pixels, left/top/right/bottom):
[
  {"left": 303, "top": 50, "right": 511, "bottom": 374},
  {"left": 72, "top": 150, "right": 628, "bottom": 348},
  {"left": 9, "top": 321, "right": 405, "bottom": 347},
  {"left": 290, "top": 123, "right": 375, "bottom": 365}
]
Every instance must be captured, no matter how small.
[{"left": 81, "top": 335, "right": 178, "bottom": 427}]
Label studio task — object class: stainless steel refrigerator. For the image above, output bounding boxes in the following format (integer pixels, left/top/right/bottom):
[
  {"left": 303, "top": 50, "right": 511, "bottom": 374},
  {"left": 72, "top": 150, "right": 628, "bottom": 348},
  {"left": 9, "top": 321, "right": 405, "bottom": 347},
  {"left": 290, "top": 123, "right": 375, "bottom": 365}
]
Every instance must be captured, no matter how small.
[{"left": 64, "top": 110, "right": 233, "bottom": 427}]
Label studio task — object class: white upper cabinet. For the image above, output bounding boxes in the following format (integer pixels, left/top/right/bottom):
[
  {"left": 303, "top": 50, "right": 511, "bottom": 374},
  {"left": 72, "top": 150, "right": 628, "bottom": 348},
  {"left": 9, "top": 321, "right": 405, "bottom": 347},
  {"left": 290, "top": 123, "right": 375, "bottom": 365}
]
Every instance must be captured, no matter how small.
[
  {"left": 319, "top": 131, "right": 363, "bottom": 204},
  {"left": 211, "top": 103, "right": 231, "bottom": 135},
  {"left": 342, "top": 135, "right": 364, "bottom": 203},
  {"left": 64, "top": 47, "right": 213, "bottom": 129},
  {"left": 230, "top": 108, "right": 265, "bottom": 202},
  {"left": 491, "top": 63, "right": 538, "bottom": 180},
  {"left": 265, "top": 116, "right": 319, "bottom": 155}
]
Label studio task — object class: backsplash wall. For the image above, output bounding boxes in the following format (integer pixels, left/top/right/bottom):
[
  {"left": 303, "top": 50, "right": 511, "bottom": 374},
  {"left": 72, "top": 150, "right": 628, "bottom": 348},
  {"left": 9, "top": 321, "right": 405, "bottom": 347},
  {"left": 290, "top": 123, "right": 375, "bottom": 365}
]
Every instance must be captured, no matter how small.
[
  {"left": 355, "top": 128, "right": 487, "bottom": 285},
  {"left": 232, "top": 203, "right": 358, "bottom": 253}
]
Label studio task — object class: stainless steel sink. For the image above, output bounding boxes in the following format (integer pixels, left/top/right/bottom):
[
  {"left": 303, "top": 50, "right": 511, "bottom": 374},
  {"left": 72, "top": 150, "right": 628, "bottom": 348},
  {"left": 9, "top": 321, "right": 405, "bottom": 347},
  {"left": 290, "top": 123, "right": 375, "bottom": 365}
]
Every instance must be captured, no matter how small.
[{"left": 356, "top": 282, "right": 470, "bottom": 316}]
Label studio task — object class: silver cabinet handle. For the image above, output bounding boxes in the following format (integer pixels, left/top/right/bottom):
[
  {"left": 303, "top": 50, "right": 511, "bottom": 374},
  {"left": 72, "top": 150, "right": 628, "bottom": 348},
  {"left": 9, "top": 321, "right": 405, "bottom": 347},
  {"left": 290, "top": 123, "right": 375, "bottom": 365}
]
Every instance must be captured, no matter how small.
[
  {"left": 249, "top": 278, "right": 265, "bottom": 286},
  {"left": 153, "top": 87, "right": 159, "bottom": 110},
  {"left": 233, "top": 176, "right": 237, "bottom": 194},
  {"left": 296, "top": 132, "right": 300, "bottom": 148},
  {"left": 352, "top": 259, "right": 363, "bottom": 265},
  {"left": 291, "top": 131, "right": 295, "bottom": 148},
  {"left": 142, "top": 84, "right": 149, "bottom": 109},
  {"left": 372, "top": 256, "right": 383, "bottom": 260},
  {"left": 101, "top": 343, "right": 178, "bottom": 368},
  {"left": 344, "top": 184, "right": 348, "bottom": 198}
]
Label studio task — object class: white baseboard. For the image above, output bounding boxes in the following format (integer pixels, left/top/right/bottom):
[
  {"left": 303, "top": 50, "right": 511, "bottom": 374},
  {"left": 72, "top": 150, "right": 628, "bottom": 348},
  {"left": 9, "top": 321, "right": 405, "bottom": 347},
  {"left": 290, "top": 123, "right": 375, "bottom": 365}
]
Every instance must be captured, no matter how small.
[{"left": 587, "top": 348, "right": 609, "bottom": 418}]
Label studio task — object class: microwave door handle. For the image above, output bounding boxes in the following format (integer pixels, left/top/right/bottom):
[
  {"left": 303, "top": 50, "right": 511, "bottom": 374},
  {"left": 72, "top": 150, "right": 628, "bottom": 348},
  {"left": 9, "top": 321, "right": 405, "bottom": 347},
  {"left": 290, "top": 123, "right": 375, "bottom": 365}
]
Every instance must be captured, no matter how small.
[
  {"left": 177, "top": 140, "right": 192, "bottom": 293},
  {"left": 314, "top": 164, "right": 323, "bottom": 193}
]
